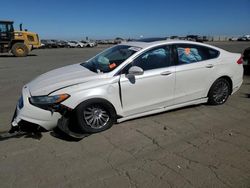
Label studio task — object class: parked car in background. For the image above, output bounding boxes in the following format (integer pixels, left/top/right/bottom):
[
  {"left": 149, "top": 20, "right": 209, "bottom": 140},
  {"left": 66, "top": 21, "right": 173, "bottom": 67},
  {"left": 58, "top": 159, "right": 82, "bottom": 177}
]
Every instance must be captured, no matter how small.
[
  {"left": 170, "top": 36, "right": 179, "bottom": 39},
  {"left": 51, "top": 40, "right": 61, "bottom": 48},
  {"left": 11, "top": 40, "right": 243, "bottom": 138},
  {"left": 186, "top": 35, "right": 204, "bottom": 42},
  {"left": 244, "top": 35, "right": 250, "bottom": 41},
  {"left": 40, "top": 43, "right": 46, "bottom": 49},
  {"left": 229, "top": 37, "right": 239, "bottom": 41},
  {"left": 134, "top": 37, "right": 168, "bottom": 42},
  {"left": 238, "top": 36, "right": 249, "bottom": 41},
  {"left": 41, "top": 40, "right": 57, "bottom": 48},
  {"left": 66, "top": 41, "right": 78, "bottom": 48},
  {"left": 67, "top": 41, "right": 88, "bottom": 48},
  {"left": 202, "top": 36, "right": 209, "bottom": 42},
  {"left": 55, "top": 40, "right": 69, "bottom": 48},
  {"left": 178, "top": 36, "right": 187, "bottom": 40},
  {"left": 80, "top": 40, "right": 96, "bottom": 47},
  {"left": 76, "top": 41, "right": 88, "bottom": 48}
]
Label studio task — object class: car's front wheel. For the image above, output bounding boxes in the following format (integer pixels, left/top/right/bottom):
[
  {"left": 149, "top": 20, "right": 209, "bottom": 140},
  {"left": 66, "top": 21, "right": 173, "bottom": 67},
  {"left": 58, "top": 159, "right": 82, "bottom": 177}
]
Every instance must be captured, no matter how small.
[
  {"left": 208, "top": 78, "right": 231, "bottom": 105},
  {"left": 75, "top": 99, "right": 116, "bottom": 133}
]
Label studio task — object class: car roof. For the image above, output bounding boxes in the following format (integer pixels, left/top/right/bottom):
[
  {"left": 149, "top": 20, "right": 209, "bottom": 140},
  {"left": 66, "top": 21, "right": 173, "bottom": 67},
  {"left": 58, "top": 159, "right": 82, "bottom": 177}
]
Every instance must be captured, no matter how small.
[{"left": 123, "top": 40, "right": 223, "bottom": 51}]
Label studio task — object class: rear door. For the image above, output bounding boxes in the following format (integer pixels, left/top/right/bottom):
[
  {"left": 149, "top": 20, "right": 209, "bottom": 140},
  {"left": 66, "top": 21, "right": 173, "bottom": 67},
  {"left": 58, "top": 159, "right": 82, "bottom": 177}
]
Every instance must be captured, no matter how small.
[{"left": 174, "top": 43, "right": 220, "bottom": 104}]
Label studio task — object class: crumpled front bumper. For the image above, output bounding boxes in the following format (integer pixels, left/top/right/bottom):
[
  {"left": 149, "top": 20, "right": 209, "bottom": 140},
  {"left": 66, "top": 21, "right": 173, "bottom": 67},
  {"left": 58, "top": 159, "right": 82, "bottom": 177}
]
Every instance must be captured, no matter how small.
[{"left": 11, "top": 85, "right": 62, "bottom": 131}]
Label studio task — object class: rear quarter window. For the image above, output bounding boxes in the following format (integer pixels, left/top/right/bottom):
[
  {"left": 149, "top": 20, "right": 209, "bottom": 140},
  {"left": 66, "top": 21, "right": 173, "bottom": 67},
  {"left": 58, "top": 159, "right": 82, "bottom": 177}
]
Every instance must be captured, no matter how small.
[
  {"left": 176, "top": 44, "right": 219, "bottom": 65},
  {"left": 207, "top": 48, "right": 220, "bottom": 59}
]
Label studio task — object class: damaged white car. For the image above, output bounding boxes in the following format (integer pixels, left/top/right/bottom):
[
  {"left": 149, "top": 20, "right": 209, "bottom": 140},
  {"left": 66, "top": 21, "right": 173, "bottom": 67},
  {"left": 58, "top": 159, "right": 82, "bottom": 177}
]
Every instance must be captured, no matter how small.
[{"left": 11, "top": 40, "right": 244, "bottom": 138}]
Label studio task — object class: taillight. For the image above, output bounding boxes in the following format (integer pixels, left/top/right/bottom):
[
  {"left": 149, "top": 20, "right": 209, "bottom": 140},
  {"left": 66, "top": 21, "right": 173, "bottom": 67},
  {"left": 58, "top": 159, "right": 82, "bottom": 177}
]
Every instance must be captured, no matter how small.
[{"left": 237, "top": 56, "right": 243, "bottom": 64}]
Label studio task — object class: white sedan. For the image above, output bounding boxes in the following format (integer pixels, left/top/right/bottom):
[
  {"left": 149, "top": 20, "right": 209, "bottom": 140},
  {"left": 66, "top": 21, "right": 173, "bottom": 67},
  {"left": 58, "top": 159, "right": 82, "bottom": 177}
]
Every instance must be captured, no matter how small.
[
  {"left": 11, "top": 40, "right": 244, "bottom": 138},
  {"left": 67, "top": 41, "right": 86, "bottom": 48}
]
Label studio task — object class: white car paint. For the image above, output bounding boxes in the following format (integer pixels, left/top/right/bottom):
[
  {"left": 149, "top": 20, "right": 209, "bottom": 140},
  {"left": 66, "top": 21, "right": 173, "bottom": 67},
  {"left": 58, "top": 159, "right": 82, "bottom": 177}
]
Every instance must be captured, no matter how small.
[
  {"left": 67, "top": 41, "right": 86, "bottom": 48},
  {"left": 76, "top": 41, "right": 88, "bottom": 48},
  {"left": 80, "top": 41, "right": 96, "bottom": 47},
  {"left": 119, "top": 66, "right": 176, "bottom": 116},
  {"left": 244, "top": 35, "right": 250, "bottom": 40},
  {"left": 12, "top": 40, "right": 243, "bottom": 131},
  {"left": 28, "top": 64, "right": 98, "bottom": 96}
]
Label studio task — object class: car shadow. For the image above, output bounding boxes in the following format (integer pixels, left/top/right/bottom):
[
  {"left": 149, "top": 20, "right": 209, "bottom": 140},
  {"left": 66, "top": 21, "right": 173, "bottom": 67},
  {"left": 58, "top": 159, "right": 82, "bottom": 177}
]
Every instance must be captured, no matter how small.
[
  {"left": 0, "top": 54, "right": 37, "bottom": 58},
  {"left": 0, "top": 131, "right": 42, "bottom": 141},
  {"left": 0, "top": 128, "right": 87, "bottom": 142},
  {"left": 50, "top": 128, "right": 89, "bottom": 142}
]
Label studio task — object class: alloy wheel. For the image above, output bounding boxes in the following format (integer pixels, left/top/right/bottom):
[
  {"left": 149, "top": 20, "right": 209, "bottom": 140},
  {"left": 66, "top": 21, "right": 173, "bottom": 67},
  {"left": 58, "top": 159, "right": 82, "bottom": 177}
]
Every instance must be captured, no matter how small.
[{"left": 83, "top": 105, "right": 110, "bottom": 129}]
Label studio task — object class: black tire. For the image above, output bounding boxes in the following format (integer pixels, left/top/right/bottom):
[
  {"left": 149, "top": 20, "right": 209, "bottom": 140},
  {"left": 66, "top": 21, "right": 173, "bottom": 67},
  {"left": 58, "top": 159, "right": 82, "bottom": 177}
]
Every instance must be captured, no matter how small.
[
  {"left": 75, "top": 99, "right": 116, "bottom": 133},
  {"left": 11, "top": 43, "right": 29, "bottom": 57},
  {"left": 208, "top": 78, "right": 231, "bottom": 105}
]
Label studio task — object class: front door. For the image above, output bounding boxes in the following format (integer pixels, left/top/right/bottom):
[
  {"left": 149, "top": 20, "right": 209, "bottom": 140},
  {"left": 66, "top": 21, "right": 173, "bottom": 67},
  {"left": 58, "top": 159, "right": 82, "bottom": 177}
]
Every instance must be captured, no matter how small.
[{"left": 119, "top": 45, "right": 176, "bottom": 116}]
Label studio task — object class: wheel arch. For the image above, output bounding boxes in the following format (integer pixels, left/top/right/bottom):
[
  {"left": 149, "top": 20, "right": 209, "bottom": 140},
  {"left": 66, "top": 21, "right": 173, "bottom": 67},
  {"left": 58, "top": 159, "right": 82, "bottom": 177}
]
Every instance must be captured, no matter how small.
[
  {"left": 10, "top": 40, "right": 25, "bottom": 47},
  {"left": 208, "top": 76, "right": 233, "bottom": 96},
  {"left": 74, "top": 97, "right": 118, "bottom": 119}
]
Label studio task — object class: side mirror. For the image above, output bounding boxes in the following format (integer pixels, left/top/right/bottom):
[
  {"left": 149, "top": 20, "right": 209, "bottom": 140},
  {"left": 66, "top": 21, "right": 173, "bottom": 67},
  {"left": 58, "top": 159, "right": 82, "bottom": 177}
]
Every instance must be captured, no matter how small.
[{"left": 127, "top": 66, "right": 144, "bottom": 76}]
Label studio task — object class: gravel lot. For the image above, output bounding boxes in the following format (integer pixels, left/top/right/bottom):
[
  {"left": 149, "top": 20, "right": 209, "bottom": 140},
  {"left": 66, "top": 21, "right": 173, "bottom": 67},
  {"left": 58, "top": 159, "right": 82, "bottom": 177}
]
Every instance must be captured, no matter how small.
[{"left": 0, "top": 42, "right": 250, "bottom": 188}]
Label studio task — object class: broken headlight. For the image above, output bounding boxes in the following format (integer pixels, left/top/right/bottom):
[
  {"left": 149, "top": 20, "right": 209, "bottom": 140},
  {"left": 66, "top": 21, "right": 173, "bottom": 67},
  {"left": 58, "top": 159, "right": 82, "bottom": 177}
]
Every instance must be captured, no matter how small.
[{"left": 29, "top": 94, "right": 70, "bottom": 110}]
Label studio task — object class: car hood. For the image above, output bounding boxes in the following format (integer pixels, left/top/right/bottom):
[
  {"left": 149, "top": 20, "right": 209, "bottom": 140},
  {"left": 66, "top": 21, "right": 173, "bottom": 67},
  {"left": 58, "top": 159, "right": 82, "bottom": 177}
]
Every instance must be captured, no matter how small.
[{"left": 28, "top": 63, "right": 98, "bottom": 96}]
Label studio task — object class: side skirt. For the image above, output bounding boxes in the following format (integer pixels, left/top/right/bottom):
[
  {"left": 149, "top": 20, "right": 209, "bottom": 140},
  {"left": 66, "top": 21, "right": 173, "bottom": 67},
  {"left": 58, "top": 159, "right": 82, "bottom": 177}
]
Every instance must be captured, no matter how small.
[{"left": 117, "top": 98, "right": 208, "bottom": 123}]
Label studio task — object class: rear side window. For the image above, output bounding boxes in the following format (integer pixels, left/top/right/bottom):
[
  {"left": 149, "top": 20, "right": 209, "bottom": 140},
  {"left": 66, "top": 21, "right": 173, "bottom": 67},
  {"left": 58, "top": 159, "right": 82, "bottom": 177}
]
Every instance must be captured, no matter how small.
[
  {"left": 176, "top": 44, "right": 219, "bottom": 65},
  {"left": 208, "top": 48, "right": 219, "bottom": 59}
]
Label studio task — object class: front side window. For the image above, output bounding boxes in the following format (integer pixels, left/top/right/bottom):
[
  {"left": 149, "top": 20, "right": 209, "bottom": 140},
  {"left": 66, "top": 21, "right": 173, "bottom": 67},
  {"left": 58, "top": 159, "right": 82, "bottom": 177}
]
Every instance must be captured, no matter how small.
[
  {"left": 81, "top": 45, "right": 141, "bottom": 73},
  {"left": 176, "top": 44, "right": 219, "bottom": 65},
  {"left": 132, "top": 45, "right": 172, "bottom": 71}
]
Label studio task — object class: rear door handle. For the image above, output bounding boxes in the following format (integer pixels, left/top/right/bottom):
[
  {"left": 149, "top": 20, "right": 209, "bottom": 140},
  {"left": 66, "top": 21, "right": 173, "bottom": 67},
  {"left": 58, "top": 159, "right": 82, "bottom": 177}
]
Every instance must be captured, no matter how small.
[
  {"left": 161, "top": 71, "right": 172, "bottom": 76},
  {"left": 205, "top": 64, "right": 214, "bottom": 68}
]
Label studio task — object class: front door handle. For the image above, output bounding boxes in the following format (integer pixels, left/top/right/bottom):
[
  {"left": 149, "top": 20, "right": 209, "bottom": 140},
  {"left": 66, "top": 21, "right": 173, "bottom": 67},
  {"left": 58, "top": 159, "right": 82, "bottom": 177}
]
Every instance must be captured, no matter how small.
[
  {"left": 161, "top": 71, "right": 172, "bottom": 76},
  {"left": 205, "top": 64, "right": 214, "bottom": 68}
]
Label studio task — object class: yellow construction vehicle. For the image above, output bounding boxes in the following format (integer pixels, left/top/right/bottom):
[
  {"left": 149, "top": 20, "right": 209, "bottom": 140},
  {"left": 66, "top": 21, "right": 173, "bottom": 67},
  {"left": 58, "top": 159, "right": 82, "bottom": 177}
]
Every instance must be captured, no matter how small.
[{"left": 0, "top": 20, "right": 41, "bottom": 57}]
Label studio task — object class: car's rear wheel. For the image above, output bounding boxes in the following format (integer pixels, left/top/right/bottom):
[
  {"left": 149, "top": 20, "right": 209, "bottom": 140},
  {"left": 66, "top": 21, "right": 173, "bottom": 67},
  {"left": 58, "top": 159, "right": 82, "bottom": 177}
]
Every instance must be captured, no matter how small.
[
  {"left": 75, "top": 99, "right": 116, "bottom": 133},
  {"left": 208, "top": 78, "right": 230, "bottom": 105}
]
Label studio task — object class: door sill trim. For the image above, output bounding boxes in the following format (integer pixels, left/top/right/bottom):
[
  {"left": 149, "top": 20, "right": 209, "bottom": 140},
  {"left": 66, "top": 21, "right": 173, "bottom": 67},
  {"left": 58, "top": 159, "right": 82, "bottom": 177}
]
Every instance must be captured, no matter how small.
[{"left": 117, "top": 98, "right": 208, "bottom": 123}]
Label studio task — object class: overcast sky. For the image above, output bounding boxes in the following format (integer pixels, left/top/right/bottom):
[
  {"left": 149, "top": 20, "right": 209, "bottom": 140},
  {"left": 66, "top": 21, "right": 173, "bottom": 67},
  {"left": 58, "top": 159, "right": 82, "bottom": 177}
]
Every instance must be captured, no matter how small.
[{"left": 1, "top": 0, "right": 250, "bottom": 39}]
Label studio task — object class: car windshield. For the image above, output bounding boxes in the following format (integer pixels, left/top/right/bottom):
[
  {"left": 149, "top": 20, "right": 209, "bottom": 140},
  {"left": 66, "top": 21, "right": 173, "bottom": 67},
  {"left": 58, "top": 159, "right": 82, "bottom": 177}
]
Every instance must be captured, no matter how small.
[{"left": 81, "top": 45, "right": 141, "bottom": 73}]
